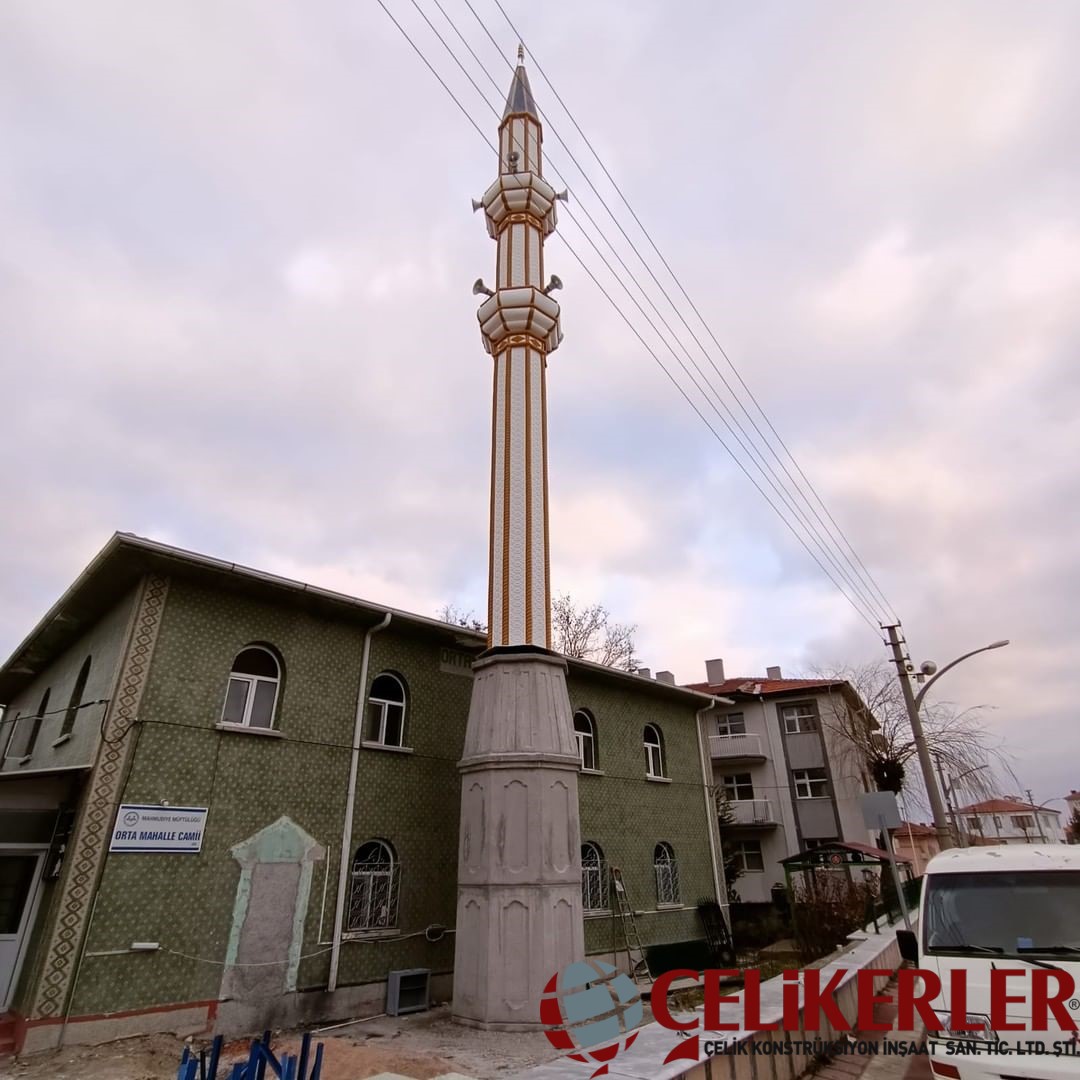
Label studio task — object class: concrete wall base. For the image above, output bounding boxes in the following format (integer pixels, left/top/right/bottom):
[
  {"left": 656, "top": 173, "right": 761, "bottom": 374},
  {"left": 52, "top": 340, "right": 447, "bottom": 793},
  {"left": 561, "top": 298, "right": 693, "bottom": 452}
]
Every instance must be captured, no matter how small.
[{"left": 13, "top": 973, "right": 453, "bottom": 1057}]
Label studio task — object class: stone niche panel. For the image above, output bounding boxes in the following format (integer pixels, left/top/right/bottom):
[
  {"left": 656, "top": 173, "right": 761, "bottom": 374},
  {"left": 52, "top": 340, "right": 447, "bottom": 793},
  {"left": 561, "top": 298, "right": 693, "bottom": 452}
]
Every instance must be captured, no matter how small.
[
  {"left": 460, "top": 777, "right": 488, "bottom": 878},
  {"left": 453, "top": 884, "right": 584, "bottom": 1027},
  {"left": 464, "top": 766, "right": 582, "bottom": 885}
]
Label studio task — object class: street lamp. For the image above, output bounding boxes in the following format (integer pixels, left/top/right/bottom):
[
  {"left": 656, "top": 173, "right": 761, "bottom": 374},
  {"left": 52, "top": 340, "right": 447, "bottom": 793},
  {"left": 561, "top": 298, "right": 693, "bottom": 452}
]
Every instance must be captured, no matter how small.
[
  {"left": 883, "top": 627, "right": 1010, "bottom": 852},
  {"left": 913, "top": 640, "right": 1010, "bottom": 712}
]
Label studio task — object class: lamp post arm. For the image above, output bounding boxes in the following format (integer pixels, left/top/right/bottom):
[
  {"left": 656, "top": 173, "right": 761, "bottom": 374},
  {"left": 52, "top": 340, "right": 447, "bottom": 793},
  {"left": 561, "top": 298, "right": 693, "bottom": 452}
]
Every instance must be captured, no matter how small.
[{"left": 914, "top": 645, "right": 1003, "bottom": 712}]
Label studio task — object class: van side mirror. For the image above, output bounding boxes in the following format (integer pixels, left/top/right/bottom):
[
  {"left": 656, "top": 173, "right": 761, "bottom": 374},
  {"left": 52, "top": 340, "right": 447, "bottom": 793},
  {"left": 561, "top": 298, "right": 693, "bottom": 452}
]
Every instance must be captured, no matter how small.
[{"left": 896, "top": 929, "right": 918, "bottom": 964}]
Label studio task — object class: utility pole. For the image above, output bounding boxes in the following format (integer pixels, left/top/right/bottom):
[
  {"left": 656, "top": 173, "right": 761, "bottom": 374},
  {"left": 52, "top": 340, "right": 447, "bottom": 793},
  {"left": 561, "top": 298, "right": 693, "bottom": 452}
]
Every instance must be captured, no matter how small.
[
  {"left": 883, "top": 624, "right": 954, "bottom": 851},
  {"left": 1026, "top": 789, "right": 1048, "bottom": 843},
  {"left": 936, "top": 757, "right": 966, "bottom": 848}
]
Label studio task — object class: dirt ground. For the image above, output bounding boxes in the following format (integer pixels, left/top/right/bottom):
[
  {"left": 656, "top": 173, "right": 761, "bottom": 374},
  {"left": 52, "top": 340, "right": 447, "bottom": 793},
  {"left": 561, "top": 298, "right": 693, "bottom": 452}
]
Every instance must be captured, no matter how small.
[{"left": 0, "top": 1006, "right": 560, "bottom": 1080}]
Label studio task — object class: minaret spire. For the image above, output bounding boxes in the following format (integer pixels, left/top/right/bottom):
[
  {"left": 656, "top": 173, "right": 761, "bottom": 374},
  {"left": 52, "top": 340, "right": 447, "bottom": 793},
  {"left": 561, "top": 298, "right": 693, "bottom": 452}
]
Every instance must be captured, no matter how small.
[
  {"left": 502, "top": 45, "right": 539, "bottom": 121},
  {"left": 453, "top": 52, "right": 583, "bottom": 1028},
  {"left": 476, "top": 51, "right": 564, "bottom": 648}
]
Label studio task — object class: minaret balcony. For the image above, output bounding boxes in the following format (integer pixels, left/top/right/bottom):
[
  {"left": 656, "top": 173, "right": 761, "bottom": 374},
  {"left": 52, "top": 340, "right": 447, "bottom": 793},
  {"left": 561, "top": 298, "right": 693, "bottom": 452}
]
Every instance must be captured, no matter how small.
[
  {"left": 478, "top": 287, "right": 562, "bottom": 355},
  {"left": 478, "top": 173, "right": 559, "bottom": 239}
]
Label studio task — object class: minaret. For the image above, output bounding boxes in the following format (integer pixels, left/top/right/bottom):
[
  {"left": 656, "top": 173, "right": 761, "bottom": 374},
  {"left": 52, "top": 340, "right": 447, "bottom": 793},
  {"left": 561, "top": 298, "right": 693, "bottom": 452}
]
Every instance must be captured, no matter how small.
[{"left": 453, "top": 49, "right": 584, "bottom": 1028}]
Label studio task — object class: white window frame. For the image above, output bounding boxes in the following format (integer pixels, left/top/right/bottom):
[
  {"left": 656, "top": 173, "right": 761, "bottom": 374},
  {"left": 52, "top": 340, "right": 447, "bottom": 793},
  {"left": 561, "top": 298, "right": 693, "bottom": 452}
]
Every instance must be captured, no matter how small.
[
  {"left": 644, "top": 724, "right": 665, "bottom": 778},
  {"left": 716, "top": 712, "right": 746, "bottom": 736},
  {"left": 781, "top": 702, "right": 819, "bottom": 734},
  {"left": 222, "top": 646, "right": 280, "bottom": 730},
  {"left": 347, "top": 839, "right": 400, "bottom": 932},
  {"left": 794, "top": 768, "right": 829, "bottom": 799},
  {"left": 573, "top": 711, "right": 597, "bottom": 771},
  {"left": 653, "top": 841, "right": 680, "bottom": 905},
  {"left": 366, "top": 673, "right": 407, "bottom": 748},
  {"left": 580, "top": 842, "right": 609, "bottom": 912},
  {"left": 734, "top": 839, "right": 765, "bottom": 873}
]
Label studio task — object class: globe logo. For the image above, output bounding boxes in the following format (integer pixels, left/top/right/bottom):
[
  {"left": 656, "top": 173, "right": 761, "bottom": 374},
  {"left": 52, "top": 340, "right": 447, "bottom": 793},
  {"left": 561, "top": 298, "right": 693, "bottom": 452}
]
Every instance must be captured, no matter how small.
[{"left": 540, "top": 959, "right": 643, "bottom": 1077}]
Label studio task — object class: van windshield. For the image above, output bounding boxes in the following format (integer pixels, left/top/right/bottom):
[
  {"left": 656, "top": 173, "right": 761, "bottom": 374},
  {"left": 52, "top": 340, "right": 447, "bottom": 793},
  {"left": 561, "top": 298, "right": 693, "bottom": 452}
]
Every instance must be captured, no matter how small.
[{"left": 925, "top": 870, "right": 1080, "bottom": 957}]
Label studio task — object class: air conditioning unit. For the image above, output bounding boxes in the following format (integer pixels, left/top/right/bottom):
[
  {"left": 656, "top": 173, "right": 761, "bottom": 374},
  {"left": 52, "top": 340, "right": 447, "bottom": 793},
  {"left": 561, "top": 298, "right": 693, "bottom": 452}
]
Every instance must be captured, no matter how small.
[{"left": 386, "top": 968, "right": 431, "bottom": 1016}]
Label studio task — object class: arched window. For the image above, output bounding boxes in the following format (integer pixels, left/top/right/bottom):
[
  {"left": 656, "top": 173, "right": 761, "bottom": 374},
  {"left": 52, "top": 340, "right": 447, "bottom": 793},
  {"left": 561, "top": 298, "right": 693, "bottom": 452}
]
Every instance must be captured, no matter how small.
[
  {"left": 643, "top": 724, "right": 665, "bottom": 778},
  {"left": 348, "top": 839, "right": 399, "bottom": 931},
  {"left": 221, "top": 646, "right": 281, "bottom": 729},
  {"left": 3, "top": 711, "right": 23, "bottom": 760},
  {"left": 654, "top": 841, "right": 680, "bottom": 906},
  {"left": 26, "top": 689, "right": 50, "bottom": 756},
  {"left": 366, "top": 673, "right": 406, "bottom": 747},
  {"left": 573, "top": 710, "right": 597, "bottom": 771},
  {"left": 7, "top": 689, "right": 50, "bottom": 760},
  {"left": 581, "top": 842, "right": 609, "bottom": 912},
  {"left": 60, "top": 656, "right": 92, "bottom": 737}
]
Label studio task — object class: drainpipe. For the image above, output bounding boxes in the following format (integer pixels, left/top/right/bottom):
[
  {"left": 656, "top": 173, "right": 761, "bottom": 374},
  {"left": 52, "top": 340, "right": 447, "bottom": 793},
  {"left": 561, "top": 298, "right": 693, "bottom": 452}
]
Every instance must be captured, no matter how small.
[
  {"left": 695, "top": 697, "right": 728, "bottom": 922},
  {"left": 328, "top": 611, "right": 391, "bottom": 992}
]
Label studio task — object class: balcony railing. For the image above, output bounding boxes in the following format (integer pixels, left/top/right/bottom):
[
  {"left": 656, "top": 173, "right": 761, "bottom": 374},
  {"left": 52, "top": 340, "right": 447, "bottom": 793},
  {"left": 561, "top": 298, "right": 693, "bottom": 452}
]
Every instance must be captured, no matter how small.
[
  {"left": 708, "top": 733, "right": 765, "bottom": 760},
  {"left": 723, "top": 798, "right": 777, "bottom": 826}
]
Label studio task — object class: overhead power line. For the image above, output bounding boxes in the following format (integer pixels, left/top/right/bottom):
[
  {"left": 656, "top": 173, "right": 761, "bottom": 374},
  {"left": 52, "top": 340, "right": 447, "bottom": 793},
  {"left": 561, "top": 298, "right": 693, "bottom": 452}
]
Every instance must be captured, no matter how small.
[
  {"left": 485, "top": 0, "right": 899, "bottom": 627},
  {"left": 376, "top": 0, "right": 889, "bottom": 634},
  {"left": 411, "top": 0, "right": 886, "bottom": 621},
  {"left": 422, "top": 0, "right": 888, "bottom": 624}
]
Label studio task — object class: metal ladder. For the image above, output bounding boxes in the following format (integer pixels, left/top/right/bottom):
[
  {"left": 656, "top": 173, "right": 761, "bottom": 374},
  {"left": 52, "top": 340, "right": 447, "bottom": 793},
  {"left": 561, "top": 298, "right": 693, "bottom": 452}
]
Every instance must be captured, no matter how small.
[{"left": 610, "top": 866, "right": 652, "bottom": 984}]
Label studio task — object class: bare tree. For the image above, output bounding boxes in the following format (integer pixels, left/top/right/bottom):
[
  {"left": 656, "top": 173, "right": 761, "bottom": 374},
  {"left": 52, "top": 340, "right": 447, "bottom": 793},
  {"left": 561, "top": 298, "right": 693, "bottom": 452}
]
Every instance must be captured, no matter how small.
[
  {"left": 1067, "top": 804, "right": 1080, "bottom": 845},
  {"left": 550, "top": 594, "right": 638, "bottom": 671},
  {"left": 437, "top": 603, "right": 486, "bottom": 633},
  {"left": 814, "top": 661, "right": 1014, "bottom": 815},
  {"left": 712, "top": 788, "right": 744, "bottom": 902}
]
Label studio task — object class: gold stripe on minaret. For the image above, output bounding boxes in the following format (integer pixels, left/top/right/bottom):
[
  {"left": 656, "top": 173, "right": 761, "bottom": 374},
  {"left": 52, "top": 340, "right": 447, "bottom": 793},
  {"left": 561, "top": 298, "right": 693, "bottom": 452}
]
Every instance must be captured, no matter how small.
[{"left": 476, "top": 87, "right": 559, "bottom": 649}]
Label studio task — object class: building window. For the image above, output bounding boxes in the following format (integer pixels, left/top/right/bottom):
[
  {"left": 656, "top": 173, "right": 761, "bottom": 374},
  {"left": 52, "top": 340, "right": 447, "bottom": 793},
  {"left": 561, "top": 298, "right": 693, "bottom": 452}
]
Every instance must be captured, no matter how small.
[
  {"left": 733, "top": 839, "right": 765, "bottom": 873},
  {"left": 654, "top": 842, "right": 680, "bottom": 905},
  {"left": 722, "top": 773, "right": 754, "bottom": 801},
  {"left": 968, "top": 817, "right": 981, "bottom": 831},
  {"left": 993, "top": 815, "right": 1002, "bottom": 828},
  {"left": 347, "top": 840, "right": 399, "bottom": 931},
  {"left": 573, "top": 710, "right": 597, "bottom": 771},
  {"left": 366, "top": 673, "right": 407, "bottom": 747},
  {"left": 794, "top": 768, "right": 829, "bottom": 799},
  {"left": 643, "top": 724, "right": 665, "bottom": 778},
  {"left": 804, "top": 837, "right": 834, "bottom": 852},
  {"left": 222, "top": 646, "right": 281, "bottom": 729},
  {"left": 581, "top": 842, "right": 609, "bottom": 912},
  {"left": 7, "top": 689, "right": 50, "bottom": 760},
  {"left": 2, "top": 711, "right": 23, "bottom": 760},
  {"left": 60, "top": 656, "right": 92, "bottom": 737},
  {"left": 781, "top": 703, "right": 818, "bottom": 734},
  {"left": 716, "top": 712, "right": 746, "bottom": 736},
  {"left": 1011, "top": 815, "right": 1034, "bottom": 830}
]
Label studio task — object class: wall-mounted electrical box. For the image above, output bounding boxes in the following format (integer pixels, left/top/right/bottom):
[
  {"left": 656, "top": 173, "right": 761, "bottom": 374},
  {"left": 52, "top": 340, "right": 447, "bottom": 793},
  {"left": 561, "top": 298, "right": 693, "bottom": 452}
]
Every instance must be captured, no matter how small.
[{"left": 386, "top": 968, "right": 431, "bottom": 1015}]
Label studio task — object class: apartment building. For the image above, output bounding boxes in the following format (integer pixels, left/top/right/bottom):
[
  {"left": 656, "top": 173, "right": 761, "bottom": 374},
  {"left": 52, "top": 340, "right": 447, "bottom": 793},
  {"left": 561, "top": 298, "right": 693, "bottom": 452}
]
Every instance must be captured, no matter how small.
[
  {"left": 957, "top": 796, "right": 1066, "bottom": 845},
  {"left": 686, "top": 660, "right": 876, "bottom": 905}
]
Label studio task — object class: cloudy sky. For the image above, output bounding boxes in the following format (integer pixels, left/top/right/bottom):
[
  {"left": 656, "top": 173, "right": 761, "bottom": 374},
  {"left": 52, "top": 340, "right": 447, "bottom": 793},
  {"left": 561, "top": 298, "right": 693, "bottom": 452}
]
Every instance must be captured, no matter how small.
[{"left": 3, "top": 2, "right": 1078, "bottom": 807}]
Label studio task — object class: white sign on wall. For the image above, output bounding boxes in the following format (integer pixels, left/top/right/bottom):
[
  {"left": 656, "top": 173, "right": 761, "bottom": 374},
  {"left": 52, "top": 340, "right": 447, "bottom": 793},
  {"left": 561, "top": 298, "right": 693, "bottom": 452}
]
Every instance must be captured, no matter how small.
[{"left": 109, "top": 804, "right": 208, "bottom": 853}]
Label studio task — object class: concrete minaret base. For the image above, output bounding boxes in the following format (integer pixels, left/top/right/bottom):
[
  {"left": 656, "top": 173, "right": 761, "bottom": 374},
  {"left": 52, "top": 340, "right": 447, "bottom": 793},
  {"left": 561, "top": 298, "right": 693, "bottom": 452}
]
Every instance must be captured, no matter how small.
[{"left": 452, "top": 648, "right": 584, "bottom": 1029}]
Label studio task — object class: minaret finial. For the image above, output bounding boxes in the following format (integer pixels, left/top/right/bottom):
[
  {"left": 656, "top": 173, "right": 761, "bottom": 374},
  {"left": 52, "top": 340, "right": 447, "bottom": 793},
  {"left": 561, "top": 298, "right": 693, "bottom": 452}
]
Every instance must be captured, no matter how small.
[{"left": 517, "top": 43, "right": 525, "bottom": 64}]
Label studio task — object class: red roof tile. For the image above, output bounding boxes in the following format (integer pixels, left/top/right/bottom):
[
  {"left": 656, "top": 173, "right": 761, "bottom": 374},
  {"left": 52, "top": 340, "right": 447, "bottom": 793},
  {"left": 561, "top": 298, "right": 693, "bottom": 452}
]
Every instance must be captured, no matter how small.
[
  {"left": 684, "top": 677, "right": 845, "bottom": 697},
  {"left": 955, "top": 797, "right": 1059, "bottom": 815},
  {"left": 890, "top": 821, "right": 938, "bottom": 837}
]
